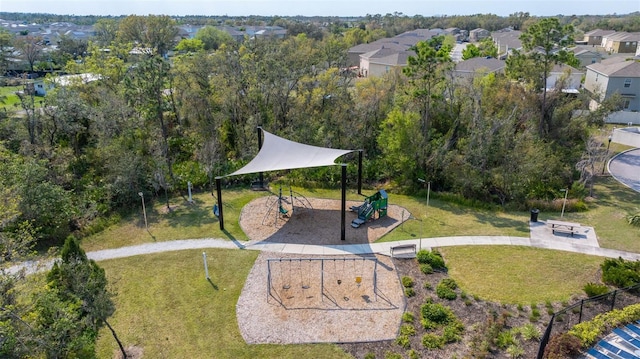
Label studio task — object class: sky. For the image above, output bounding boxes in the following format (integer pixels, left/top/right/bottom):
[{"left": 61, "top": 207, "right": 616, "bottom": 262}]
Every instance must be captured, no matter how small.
[{"left": 1, "top": 0, "right": 638, "bottom": 17}]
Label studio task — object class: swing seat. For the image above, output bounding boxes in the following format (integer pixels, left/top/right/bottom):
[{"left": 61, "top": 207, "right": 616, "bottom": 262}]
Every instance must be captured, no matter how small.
[{"left": 279, "top": 206, "right": 288, "bottom": 215}]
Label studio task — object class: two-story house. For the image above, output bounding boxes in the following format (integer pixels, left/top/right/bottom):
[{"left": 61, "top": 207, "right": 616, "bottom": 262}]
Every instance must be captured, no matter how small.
[
  {"left": 584, "top": 57, "right": 640, "bottom": 111},
  {"left": 583, "top": 29, "right": 615, "bottom": 46}
]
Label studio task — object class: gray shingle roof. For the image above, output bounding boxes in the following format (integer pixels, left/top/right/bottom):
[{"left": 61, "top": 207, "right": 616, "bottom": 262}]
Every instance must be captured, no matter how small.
[
  {"left": 587, "top": 59, "right": 640, "bottom": 77},
  {"left": 454, "top": 57, "right": 505, "bottom": 73}
]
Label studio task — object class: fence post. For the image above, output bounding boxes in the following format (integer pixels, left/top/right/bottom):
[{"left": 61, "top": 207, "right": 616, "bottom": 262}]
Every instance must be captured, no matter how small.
[
  {"left": 578, "top": 299, "right": 584, "bottom": 323},
  {"left": 611, "top": 290, "right": 618, "bottom": 311},
  {"left": 537, "top": 314, "right": 555, "bottom": 359}
]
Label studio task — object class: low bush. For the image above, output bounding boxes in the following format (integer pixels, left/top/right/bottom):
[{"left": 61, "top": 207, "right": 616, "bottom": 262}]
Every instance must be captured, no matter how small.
[
  {"left": 422, "top": 333, "right": 444, "bottom": 349},
  {"left": 496, "top": 330, "right": 516, "bottom": 349},
  {"left": 420, "top": 263, "right": 434, "bottom": 275},
  {"left": 441, "top": 278, "right": 458, "bottom": 290},
  {"left": 436, "top": 280, "right": 457, "bottom": 300},
  {"left": 421, "top": 302, "right": 455, "bottom": 326},
  {"left": 543, "top": 332, "right": 582, "bottom": 359},
  {"left": 364, "top": 353, "right": 375, "bottom": 359},
  {"left": 402, "top": 311, "right": 414, "bottom": 323},
  {"left": 407, "top": 349, "right": 419, "bottom": 359},
  {"left": 517, "top": 323, "right": 541, "bottom": 341},
  {"left": 569, "top": 303, "right": 640, "bottom": 346},
  {"left": 601, "top": 257, "right": 640, "bottom": 288},
  {"left": 442, "top": 321, "right": 464, "bottom": 343},
  {"left": 583, "top": 282, "right": 610, "bottom": 298},
  {"left": 395, "top": 335, "right": 410, "bottom": 349},
  {"left": 416, "top": 249, "right": 446, "bottom": 270},
  {"left": 400, "top": 324, "right": 416, "bottom": 336},
  {"left": 384, "top": 351, "right": 402, "bottom": 359},
  {"left": 405, "top": 287, "right": 416, "bottom": 297},
  {"left": 627, "top": 213, "right": 640, "bottom": 227},
  {"left": 402, "top": 276, "right": 414, "bottom": 288}
]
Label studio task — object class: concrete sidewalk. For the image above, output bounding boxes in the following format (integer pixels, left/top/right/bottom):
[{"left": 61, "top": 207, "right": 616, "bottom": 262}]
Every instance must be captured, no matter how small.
[{"left": 8, "top": 220, "right": 640, "bottom": 275}]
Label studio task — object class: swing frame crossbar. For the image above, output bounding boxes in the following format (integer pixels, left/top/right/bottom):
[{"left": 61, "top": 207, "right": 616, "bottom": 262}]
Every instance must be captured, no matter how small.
[{"left": 266, "top": 257, "right": 379, "bottom": 304}]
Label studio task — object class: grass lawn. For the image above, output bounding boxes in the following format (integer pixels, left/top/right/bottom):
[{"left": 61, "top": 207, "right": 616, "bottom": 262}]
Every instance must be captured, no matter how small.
[
  {"left": 95, "top": 249, "right": 349, "bottom": 359},
  {"left": 0, "top": 86, "right": 23, "bottom": 109},
  {"left": 439, "top": 245, "right": 604, "bottom": 304}
]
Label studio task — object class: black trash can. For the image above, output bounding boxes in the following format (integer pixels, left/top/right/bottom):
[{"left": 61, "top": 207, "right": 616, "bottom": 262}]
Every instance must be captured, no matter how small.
[{"left": 530, "top": 209, "right": 539, "bottom": 222}]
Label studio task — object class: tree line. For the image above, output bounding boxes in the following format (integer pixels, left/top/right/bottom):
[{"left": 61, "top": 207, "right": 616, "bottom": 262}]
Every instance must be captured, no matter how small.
[{"left": 0, "top": 14, "right": 629, "bottom": 356}]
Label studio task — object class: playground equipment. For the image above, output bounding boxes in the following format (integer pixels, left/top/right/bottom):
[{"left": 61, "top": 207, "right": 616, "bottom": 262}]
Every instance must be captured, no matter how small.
[
  {"left": 261, "top": 186, "right": 313, "bottom": 227},
  {"left": 350, "top": 189, "right": 388, "bottom": 228},
  {"left": 266, "top": 257, "right": 380, "bottom": 309}
]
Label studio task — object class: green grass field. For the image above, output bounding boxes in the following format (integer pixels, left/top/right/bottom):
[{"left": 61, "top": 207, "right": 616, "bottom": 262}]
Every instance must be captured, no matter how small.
[
  {"left": 95, "top": 249, "right": 349, "bottom": 359},
  {"left": 0, "top": 86, "right": 22, "bottom": 109},
  {"left": 87, "top": 171, "right": 640, "bottom": 358}
]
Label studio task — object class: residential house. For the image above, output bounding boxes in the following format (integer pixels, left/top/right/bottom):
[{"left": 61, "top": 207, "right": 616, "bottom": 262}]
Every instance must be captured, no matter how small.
[
  {"left": 347, "top": 29, "right": 442, "bottom": 67},
  {"left": 359, "top": 47, "right": 415, "bottom": 78},
  {"left": 469, "top": 28, "right": 490, "bottom": 42},
  {"left": 603, "top": 32, "right": 640, "bottom": 53},
  {"left": 33, "top": 73, "right": 101, "bottom": 96},
  {"left": 584, "top": 57, "right": 640, "bottom": 111},
  {"left": 571, "top": 47, "right": 603, "bottom": 67},
  {"left": 583, "top": 29, "right": 615, "bottom": 46},
  {"left": 452, "top": 57, "right": 505, "bottom": 80},
  {"left": 491, "top": 30, "right": 522, "bottom": 59},
  {"left": 546, "top": 64, "right": 584, "bottom": 93}
]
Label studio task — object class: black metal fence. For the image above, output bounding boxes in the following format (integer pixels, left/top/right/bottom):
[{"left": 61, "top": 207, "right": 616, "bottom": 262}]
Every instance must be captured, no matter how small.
[{"left": 536, "top": 283, "right": 640, "bottom": 359}]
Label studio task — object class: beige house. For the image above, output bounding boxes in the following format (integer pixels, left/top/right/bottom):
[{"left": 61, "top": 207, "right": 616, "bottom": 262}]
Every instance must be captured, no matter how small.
[
  {"left": 583, "top": 29, "right": 615, "bottom": 46},
  {"left": 469, "top": 28, "right": 490, "bottom": 42},
  {"left": 603, "top": 32, "right": 640, "bottom": 53},
  {"left": 359, "top": 47, "right": 414, "bottom": 77}
]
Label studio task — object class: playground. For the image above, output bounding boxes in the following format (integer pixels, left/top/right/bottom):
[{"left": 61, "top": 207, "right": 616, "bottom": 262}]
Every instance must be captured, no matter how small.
[{"left": 239, "top": 192, "right": 410, "bottom": 245}]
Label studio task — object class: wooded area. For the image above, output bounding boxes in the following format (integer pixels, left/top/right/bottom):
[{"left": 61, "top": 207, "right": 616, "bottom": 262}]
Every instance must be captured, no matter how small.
[{"left": 0, "top": 12, "right": 637, "bottom": 356}]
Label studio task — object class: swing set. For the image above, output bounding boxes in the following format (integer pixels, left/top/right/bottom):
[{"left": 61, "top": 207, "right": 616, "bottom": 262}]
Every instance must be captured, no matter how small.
[
  {"left": 261, "top": 185, "right": 313, "bottom": 227},
  {"left": 266, "top": 257, "right": 379, "bottom": 307}
]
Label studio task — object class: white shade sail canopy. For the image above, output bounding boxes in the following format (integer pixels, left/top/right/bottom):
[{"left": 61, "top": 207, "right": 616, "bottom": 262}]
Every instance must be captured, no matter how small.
[{"left": 227, "top": 128, "right": 356, "bottom": 177}]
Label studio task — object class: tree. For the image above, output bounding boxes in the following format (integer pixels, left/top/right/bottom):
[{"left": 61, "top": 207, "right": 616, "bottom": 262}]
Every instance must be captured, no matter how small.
[
  {"left": 117, "top": 15, "right": 178, "bottom": 56},
  {"left": 512, "top": 17, "right": 575, "bottom": 136},
  {"left": 175, "top": 38, "right": 204, "bottom": 53},
  {"left": 0, "top": 28, "right": 13, "bottom": 76},
  {"left": 194, "top": 26, "right": 234, "bottom": 51},
  {"left": 92, "top": 18, "right": 119, "bottom": 46},
  {"left": 15, "top": 35, "right": 43, "bottom": 72}
]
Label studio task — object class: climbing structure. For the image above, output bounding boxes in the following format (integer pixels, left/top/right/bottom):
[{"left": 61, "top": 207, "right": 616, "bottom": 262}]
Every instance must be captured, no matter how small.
[{"left": 350, "top": 190, "right": 388, "bottom": 228}]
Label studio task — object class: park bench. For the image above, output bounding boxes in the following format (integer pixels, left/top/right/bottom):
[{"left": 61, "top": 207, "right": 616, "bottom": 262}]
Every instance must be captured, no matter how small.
[
  {"left": 547, "top": 219, "right": 581, "bottom": 237},
  {"left": 390, "top": 244, "right": 417, "bottom": 258}
]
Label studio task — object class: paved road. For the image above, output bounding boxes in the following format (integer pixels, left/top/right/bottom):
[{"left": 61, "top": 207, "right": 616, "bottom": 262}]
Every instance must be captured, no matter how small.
[{"left": 609, "top": 148, "right": 640, "bottom": 193}]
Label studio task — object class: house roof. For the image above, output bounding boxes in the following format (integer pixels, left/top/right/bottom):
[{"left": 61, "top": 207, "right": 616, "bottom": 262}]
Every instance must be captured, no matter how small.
[
  {"left": 348, "top": 39, "right": 410, "bottom": 54},
  {"left": 587, "top": 59, "right": 640, "bottom": 77},
  {"left": 492, "top": 30, "right": 522, "bottom": 52},
  {"left": 571, "top": 47, "right": 602, "bottom": 57},
  {"left": 361, "top": 47, "right": 415, "bottom": 66},
  {"left": 454, "top": 57, "right": 505, "bottom": 73},
  {"left": 550, "top": 64, "right": 583, "bottom": 75},
  {"left": 584, "top": 29, "right": 616, "bottom": 37}
]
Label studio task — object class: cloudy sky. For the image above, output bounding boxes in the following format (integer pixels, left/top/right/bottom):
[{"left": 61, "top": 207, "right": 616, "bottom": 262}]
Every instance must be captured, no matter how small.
[{"left": 2, "top": 0, "right": 638, "bottom": 17}]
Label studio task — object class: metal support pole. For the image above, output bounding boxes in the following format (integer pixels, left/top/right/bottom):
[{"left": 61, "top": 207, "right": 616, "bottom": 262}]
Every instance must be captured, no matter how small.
[
  {"left": 560, "top": 188, "right": 568, "bottom": 219},
  {"left": 216, "top": 177, "right": 224, "bottom": 230},
  {"left": 357, "top": 150, "right": 363, "bottom": 195},
  {"left": 341, "top": 164, "right": 347, "bottom": 241},
  {"left": 202, "top": 252, "right": 210, "bottom": 280},
  {"left": 602, "top": 135, "right": 612, "bottom": 174},
  {"left": 373, "top": 259, "right": 378, "bottom": 302},
  {"left": 188, "top": 181, "right": 193, "bottom": 203},
  {"left": 321, "top": 259, "right": 324, "bottom": 302},
  {"left": 257, "top": 126, "right": 264, "bottom": 188},
  {"left": 138, "top": 192, "right": 148, "bottom": 230}
]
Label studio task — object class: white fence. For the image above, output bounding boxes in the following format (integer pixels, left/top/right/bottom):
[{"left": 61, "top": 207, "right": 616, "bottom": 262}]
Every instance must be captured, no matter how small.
[{"left": 606, "top": 111, "right": 640, "bottom": 125}]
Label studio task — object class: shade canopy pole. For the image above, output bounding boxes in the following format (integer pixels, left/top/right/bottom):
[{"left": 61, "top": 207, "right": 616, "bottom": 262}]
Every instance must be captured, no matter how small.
[
  {"left": 341, "top": 164, "right": 346, "bottom": 241},
  {"left": 358, "top": 150, "right": 363, "bottom": 195},
  {"left": 257, "top": 126, "right": 264, "bottom": 188},
  {"left": 216, "top": 176, "right": 224, "bottom": 230}
]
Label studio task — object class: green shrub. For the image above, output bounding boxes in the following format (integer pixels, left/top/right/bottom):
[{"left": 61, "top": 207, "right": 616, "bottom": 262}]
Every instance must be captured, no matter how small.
[
  {"left": 517, "top": 323, "right": 541, "bottom": 341},
  {"left": 405, "top": 287, "right": 416, "bottom": 297},
  {"left": 420, "top": 263, "right": 434, "bottom": 275},
  {"left": 423, "top": 282, "right": 432, "bottom": 290},
  {"left": 400, "top": 324, "right": 416, "bottom": 336},
  {"left": 407, "top": 349, "right": 419, "bottom": 359},
  {"left": 584, "top": 282, "right": 610, "bottom": 297},
  {"left": 402, "top": 311, "right": 414, "bottom": 323},
  {"left": 422, "top": 333, "right": 444, "bottom": 349},
  {"left": 496, "top": 330, "right": 516, "bottom": 349},
  {"left": 569, "top": 303, "right": 640, "bottom": 346},
  {"left": 364, "top": 353, "right": 376, "bottom": 359},
  {"left": 441, "top": 278, "right": 458, "bottom": 290},
  {"left": 627, "top": 213, "right": 640, "bottom": 227},
  {"left": 384, "top": 352, "right": 402, "bottom": 359},
  {"left": 436, "top": 281, "right": 457, "bottom": 300},
  {"left": 442, "top": 321, "right": 464, "bottom": 343},
  {"left": 421, "top": 302, "right": 455, "bottom": 325},
  {"left": 464, "top": 299, "right": 472, "bottom": 306},
  {"left": 395, "top": 335, "right": 410, "bottom": 349},
  {"left": 506, "top": 344, "right": 525, "bottom": 359},
  {"left": 601, "top": 257, "right": 640, "bottom": 288},
  {"left": 416, "top": 249, "right": 446, "bottom": 270},
  {"left": 402, "top": 276, "right": 414, "bottom": 288}
]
